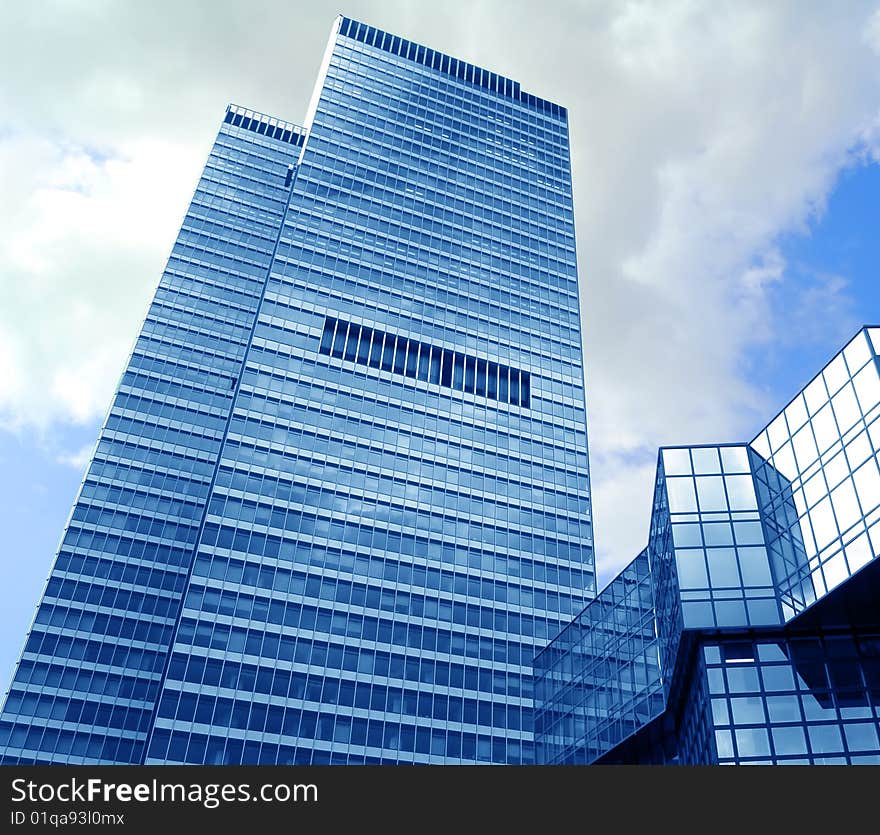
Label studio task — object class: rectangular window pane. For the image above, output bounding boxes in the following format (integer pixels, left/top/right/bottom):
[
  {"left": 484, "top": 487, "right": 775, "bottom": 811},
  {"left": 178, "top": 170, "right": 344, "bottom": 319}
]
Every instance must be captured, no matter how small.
[
  {"left": 356, "top": 327, "right": 372, "bottom": 364},
  {"left": 381, "top": 335, "right": 395, "bottom": 371},
  {"left": 319, "top": 318, "right": 336, "bottom": 355},
  {"left": 440, "top": 349, "right": 453, "bottom": 387},
  {"left": 486, "top": 362, "right": 498, "bottom": 399},
  {"left": 452, "top": 354, "right": 465, "bottom": 390},
  {"left": 475, "top": 358, "right": 487, "bottom": 397},
  {"left": 404, "top": 340, "right": 418, "bottom": 378},
  {"left": 393, "top": 337, "right": 407, "bottom": 374},
  {"left": 499, "top": 366, "right": 509, "bottom": 403},
  {"left": 417, "top": 344, "right": 430, "bottom": 382},
  {"left": 344, "top": 323, "right": 360, "bottom": 362},
  {"left": 368, "top": 331, "right": 382, "bottom": 368},
  {"left": 429, "top": 347, "right": 441, "bottom": 385},
  {"left": 509, "top": 369, "right": 520, "bottom": 406},
  {"left": 332, "top": 321, "right": 348, "bottom": 357},
  {"left": 464, "top": 355, "right": 476, "bottom": 394}
]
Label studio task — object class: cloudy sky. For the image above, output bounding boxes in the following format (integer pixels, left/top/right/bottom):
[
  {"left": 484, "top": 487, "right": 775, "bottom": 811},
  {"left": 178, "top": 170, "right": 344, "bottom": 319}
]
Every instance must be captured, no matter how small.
[{"left": 3, "top": 0, "right": 880, "bottom": 682}]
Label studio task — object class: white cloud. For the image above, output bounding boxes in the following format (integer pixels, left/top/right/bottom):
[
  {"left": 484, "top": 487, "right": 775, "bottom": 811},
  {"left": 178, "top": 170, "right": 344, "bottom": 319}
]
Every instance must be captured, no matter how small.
[
  {"left": 56, "top": 444, "right": 94, "bottom": 472},
  {"left": 863, "top": 6, "right": 880, "bottom": 52},
  {"left": 2, "top": 1, "right": 880, "bottom": 583},
  {"left": 590, "top": 454, "right": 658, "bottom": 589},
  {"left": 0, "top": 132, "right": 204, "bottom": 430}
]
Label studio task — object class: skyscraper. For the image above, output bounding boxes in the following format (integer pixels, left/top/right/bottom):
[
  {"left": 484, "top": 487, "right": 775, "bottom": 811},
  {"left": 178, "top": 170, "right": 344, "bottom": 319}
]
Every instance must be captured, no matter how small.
[
  {"left": 0, "top": 16, "right": 594, "bottom": 765},
  {"left": 535, "top": 327, "right": 880, "bottom": 765}
]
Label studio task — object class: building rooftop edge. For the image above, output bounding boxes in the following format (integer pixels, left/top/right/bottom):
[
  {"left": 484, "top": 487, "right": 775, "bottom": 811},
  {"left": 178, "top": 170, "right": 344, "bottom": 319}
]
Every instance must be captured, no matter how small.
[
  {"left": 225, "top": 103, "right": 306, "bottom": 134},
  {"left": 337, "top": 15, "right": 568, "bottom": 121}
]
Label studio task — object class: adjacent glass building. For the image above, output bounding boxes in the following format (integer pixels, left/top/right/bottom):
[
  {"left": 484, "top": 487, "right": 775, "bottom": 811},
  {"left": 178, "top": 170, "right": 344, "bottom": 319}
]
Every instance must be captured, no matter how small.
[
  {"left": 0, "top": 16, "right": 594, "bottom": 764},
  {"left": 535, "top": 326, "right": 880, "bottom": 765}
]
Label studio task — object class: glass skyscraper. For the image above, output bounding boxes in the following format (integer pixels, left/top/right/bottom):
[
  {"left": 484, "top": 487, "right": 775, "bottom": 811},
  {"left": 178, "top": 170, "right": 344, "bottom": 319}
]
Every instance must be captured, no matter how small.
[
  {"left": 535, "top": 327, "right": 880, "bottom": 765},
  {"left": 0, "top": 16, "right": 594, "bottom": 765}
]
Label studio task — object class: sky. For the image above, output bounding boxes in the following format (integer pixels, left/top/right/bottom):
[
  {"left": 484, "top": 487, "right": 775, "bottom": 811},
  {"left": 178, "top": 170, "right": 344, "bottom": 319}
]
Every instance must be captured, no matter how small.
[{"left": 3, "top": 0, "right": 880, "bottom": 685}]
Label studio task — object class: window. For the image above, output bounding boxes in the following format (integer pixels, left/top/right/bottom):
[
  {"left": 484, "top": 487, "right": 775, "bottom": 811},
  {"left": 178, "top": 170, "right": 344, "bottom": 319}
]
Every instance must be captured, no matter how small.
[
  {"left": 318, "top": 316, "right": 530, "bottom": 408},
  {"left": 224, "top": 107, "right": 305, "bottom": 146}
]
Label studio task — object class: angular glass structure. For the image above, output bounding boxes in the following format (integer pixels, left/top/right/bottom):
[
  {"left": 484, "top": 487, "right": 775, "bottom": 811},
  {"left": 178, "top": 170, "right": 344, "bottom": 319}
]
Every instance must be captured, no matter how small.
[
  {"left": 0, "top": 16, "right": 594, "bottom": 764},
  {"left": 536, "top": 327, "right": 880, "bottom": 765},
  {"left": 534, "top": 550, "right": 662, "bottom": 764}
]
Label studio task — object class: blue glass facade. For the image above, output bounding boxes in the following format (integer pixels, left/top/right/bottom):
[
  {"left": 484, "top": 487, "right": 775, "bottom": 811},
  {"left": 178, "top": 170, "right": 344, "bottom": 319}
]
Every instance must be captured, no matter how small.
[
  {"left": 536, "top": 327, "right": 880, "bottom": 765},
  {"left": 0, "top": 17, "right": 594, "bottom": 765},
  {"left": 14, "top": 13, "right": 874, "bottom": 768},
  {"left": 0, "top": 104, "right": 305, "bottom": 765},
  {"left": 533, "top": 550, "right": 662, "bottom": 764}
]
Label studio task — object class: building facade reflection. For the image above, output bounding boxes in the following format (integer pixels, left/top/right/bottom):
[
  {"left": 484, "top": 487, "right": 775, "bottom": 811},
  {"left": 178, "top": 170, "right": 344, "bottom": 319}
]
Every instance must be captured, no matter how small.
[
  {"left": 0, "top": 17, "right": 595, "bottom": 765},
  {"left": 536, "top": 327, "right": 880, "bottom": 764}
]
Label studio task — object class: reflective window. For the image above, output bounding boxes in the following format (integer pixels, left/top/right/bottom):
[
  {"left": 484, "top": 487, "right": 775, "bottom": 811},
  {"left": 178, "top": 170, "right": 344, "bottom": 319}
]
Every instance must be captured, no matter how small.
[{"left": 319, "top": 316, "right": 532, "bottom": 408}]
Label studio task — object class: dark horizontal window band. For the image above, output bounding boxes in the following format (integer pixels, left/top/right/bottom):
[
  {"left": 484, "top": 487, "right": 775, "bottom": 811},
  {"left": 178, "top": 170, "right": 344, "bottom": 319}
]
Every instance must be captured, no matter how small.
[
  {"left": 223, "top": 107, "right": 306, "bottom": 147},
  {"left": 338, "top": 17, "right": 566, "bottom": 121},
  {"left": 319, "top": 316, "right": 530, "bottom": 409}
]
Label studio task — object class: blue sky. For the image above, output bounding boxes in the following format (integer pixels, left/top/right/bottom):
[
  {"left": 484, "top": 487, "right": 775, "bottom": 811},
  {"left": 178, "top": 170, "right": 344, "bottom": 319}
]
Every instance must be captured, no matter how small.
[
  {"left": 3, "top": 1, "right": 880, "bottom": 687},
  {"left": 747, "top": 162, "right": 880, "bottom": 409}
]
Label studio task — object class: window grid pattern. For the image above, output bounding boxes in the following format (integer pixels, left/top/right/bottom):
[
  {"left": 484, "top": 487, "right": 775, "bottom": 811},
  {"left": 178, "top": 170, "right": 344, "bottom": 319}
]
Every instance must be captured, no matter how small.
[
  {"left": 660, "top": 444, "right": 782, "bottom": 630},
  {"left": 337, "top": 16, "right": 565, "bottom": 119},
  {"left": 533, "top": 550, "right": 662, "bottom": 765},
  {"left": 319, "top": 316, "right": 531, "bottom": 408},
  {"left": 535, "top": 327, "right": 880, "bottom": 765},
  {"left": 143, "top": 17, "right": 594, "bottom": 766},
  {"left": 751, "top": 328, "right": 880, "bottom": 620},
  {"left": 0, "top": 114, "right": 303, "bottom": 764},
  {"left": 596, "top": 645, "right": 717, "bottom": 764},
  {"left": 224, "top": 104, "right": 307, "bottom": 147},
  {"left": 704, "top": 635, "right": 880, "bottom": 764}
]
